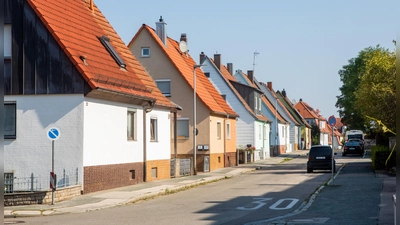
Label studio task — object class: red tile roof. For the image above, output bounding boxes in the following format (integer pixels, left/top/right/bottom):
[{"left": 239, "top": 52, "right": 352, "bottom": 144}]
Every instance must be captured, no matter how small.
[
  {"left": 295, "top": 100, "right": 319, "bottom": 119},
  {"left": 208, "top": 57, "right": 270, "bottom": 122},
  {"left": 28, "top": 0, "right": 175, "bottom": 109},
  {"left": 129, "top": 25, "right": 238, "bottom": 118}
]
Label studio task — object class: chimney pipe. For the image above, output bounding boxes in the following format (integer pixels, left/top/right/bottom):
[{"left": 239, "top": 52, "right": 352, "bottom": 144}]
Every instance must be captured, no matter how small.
[
  {"left": 199, "top": 52, "right": 205, "bottom": 64},
  {"left": 156, "top": 16, "right": 167, "bottom": 46},
  {"left": 267, "top": 82, "right": 272, "bottom": 91},
  {"left": 180, "top": 33, "right": 187, "bottom": 43},
  {"left": 227, "top": 63, "right": 233, "bottom": 75},
  {"left": 282, "top": 89, "right": 286, "bottom": 97},
  {"left": 214, "top": 54, "right": 221, "bottom": 70},
  {"left": 247, "top": 70, "right": 254, "bottom": 83}
]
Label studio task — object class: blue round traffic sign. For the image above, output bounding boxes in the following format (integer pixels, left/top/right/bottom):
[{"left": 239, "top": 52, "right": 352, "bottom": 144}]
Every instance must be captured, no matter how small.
[
  {"left": 328, "top": 116, "right": 336, "bottom": 126},
  {"left": 47, "top": 128, "right": 60, "bottom": 140}
]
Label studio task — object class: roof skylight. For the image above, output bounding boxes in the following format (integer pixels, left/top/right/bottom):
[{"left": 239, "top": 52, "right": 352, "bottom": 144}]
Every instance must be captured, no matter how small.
[{"left": 99, "top": 35, "right": 126, "bottom": 68}]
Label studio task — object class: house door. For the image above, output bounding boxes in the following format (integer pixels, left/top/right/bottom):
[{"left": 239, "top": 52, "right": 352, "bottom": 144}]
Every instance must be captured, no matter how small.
[{"left": 203, "top": 156, "right": 210, "bottom": 172}]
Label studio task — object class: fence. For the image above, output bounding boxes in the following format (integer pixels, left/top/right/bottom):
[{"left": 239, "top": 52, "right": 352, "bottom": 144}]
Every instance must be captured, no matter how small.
[{"left": 4, "top": 168, "right": 80, "bottom": 193}]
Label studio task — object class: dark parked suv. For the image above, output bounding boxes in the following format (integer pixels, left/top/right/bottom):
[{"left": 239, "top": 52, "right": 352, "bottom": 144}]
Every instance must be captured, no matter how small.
[{"left": 307, "top": 145, "right": 336, "bottom": 173}]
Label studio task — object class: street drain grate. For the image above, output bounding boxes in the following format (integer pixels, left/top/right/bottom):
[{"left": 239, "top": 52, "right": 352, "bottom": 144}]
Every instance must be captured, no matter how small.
[{"left": 5, "top": 221, "right": 26, "bottom": 224}]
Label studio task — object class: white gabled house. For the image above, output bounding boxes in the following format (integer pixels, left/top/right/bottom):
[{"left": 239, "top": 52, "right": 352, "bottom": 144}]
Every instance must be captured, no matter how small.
[{"left": 4, "top": 0, "right": 177, "bottom": 195}]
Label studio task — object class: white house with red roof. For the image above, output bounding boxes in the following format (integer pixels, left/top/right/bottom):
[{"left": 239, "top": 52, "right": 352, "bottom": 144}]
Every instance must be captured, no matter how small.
[{"left": 4, "top": 0, "right": 177, "bottom": 195}]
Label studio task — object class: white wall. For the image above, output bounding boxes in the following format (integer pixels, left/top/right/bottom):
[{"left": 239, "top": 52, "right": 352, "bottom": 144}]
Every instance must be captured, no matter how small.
[
  {"left": 83, "top": 98, "right": 144, "bottom": 166},
  {"left": 83, "top": 98, "right": 172, "bottom": 166},
  {"left": 146, "top": 110, "right": 172, "bottom": 160},
  {"left": 4, "top": 95, "right": 84, "bottom": 190}
]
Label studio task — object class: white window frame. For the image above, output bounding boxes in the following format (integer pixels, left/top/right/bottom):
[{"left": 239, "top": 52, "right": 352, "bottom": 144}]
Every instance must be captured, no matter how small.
[
  {"left": 127, "top": 109, "right": 137, "bottom": 141},
  {"left": 263, "top": 124, "right": 267, "bottom": 140},
  {"left": 177, "top": 118, "right": 189, "bottom": 139},
  {"left": 226, "top": 122, "right": 231, "bottom": 140},
  {"left": 150, "top": 117, "right": 158, "bottom": 141},
  {"left": 141, "top": 47, "right": 150, "bottom": 57},
  {"left": 155, "top": 79, "right": 171, "bottom": 97},
  {"left": 258, "top": 98, "right": 261, "bottom": 110}
]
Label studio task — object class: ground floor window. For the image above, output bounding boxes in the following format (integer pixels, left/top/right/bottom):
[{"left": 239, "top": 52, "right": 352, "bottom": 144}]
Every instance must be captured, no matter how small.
[{"left": 4, "top": 102, "right": 16, "bottom": 139}]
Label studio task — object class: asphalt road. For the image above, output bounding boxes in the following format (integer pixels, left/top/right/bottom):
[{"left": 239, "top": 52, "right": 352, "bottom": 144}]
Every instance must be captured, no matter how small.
[{"left": 6, "top": 156, "right": 337, "bottom": 225}]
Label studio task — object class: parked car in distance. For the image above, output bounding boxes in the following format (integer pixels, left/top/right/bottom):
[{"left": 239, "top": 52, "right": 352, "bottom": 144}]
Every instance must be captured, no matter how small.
[
  {"left": 345, "top": 130, "right": 365, "bottom": 150},
  {"left": 342, "top": 139, "right": 364, "bottom": 156},
  {"left": 307, "top": 145, "right": 336, "bottom": 173}
]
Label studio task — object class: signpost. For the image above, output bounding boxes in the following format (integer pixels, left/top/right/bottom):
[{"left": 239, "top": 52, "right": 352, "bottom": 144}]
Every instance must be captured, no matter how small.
[
  {"left": 328, "top": 116, "right": 336, "bottom": 185},
  {"left": 47, "top": 127, "right": 60, "bottom": 205}
]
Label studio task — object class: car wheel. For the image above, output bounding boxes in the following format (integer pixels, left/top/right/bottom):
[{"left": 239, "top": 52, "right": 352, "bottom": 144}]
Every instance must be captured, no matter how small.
[
  {"left": 342, "top": 153, "right": 346, "bottom": 156},
  {"left": 307, "top": 168, "right": 312, "bottom": 173}
]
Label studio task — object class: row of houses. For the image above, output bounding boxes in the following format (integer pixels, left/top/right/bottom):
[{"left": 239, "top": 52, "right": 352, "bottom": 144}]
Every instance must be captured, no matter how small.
[{"left": 4, "top": 0, "right": 343, "bottom": 195}]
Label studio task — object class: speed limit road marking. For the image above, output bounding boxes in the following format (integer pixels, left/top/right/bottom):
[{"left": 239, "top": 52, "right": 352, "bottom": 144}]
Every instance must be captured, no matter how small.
[{"left": 237, "top": 198, "right": 299, "bottom": 211}]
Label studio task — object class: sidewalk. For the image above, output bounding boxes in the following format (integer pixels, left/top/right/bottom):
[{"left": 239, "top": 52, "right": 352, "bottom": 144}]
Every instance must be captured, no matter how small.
[{"left": 4, "top": 149, "right": 395, "bottom": 225}]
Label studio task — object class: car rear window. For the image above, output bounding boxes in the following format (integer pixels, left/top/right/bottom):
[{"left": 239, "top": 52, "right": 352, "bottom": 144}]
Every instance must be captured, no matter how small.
[
  {"left": 309, "top": 146, "right": 331, "bottom": 156},
  {"left": 348, "top": 134, "right": 363, "bottom": 140}
]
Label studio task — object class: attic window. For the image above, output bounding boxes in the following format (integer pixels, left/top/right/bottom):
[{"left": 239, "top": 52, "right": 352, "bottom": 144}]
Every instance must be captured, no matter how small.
[
  {"left": 204, "top": 72, "right": 210, "bottom": 78},
  {"left": 98, "top": 36, "right": 126, "bottom": 68}
]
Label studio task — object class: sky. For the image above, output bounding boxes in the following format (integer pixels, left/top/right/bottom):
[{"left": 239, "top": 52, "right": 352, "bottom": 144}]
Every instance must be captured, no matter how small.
[{"left": 94, "top": 0, "right": 397, "bottom": 119}]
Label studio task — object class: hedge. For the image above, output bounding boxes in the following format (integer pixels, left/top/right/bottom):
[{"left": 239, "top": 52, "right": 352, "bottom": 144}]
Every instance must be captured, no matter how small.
[{"left": 370, "top": 145, "right": 396, "bottom": 170}]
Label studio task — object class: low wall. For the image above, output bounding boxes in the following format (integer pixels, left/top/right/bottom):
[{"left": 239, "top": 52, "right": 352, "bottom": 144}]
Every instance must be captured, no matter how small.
[{"left": 4, "top": 185, "right": 82, "bottom": 206}]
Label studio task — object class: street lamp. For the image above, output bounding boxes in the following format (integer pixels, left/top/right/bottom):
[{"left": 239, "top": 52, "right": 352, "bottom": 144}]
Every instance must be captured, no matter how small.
[{"left": 193, "top": 64, "right": 205, "bottom": 175}]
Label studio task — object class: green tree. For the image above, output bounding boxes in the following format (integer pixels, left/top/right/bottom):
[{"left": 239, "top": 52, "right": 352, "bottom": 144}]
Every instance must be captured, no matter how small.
[
  {"left": 355, "top": 47, "right": 396, "bottom": 133},
  {"left": 335, "top": 48, "right": 370, "bottom": 130},
  {"left": 311, "top": 124, "right": 320, "bottom": 145}
]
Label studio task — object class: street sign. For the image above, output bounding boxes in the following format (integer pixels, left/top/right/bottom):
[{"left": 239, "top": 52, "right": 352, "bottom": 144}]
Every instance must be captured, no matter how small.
[
  {"left": 47, "top": 128, "right": 60, "bottom": 141},
  {"left": 328, "top": 116, "right": 336, "bottom": 126}
]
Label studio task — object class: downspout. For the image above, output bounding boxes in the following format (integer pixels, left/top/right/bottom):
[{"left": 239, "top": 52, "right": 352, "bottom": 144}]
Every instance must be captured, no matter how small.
[
  {"left": 262, "top": 120, "right": 266, "bottom": 159},
  {"left": 174, "top": 112, "right": 177, "bottom": 159},
  {"left": 143, "top": 101, "right": 154, "bottom": 182},
  {"left": 224, "top": 115, "right": 229, "bottom": 167}
]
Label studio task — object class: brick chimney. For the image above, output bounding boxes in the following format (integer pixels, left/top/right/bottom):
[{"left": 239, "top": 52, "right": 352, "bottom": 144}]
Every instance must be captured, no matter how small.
[
  {"left": 155, "top": 16, "right": 167, "bottom": 46},
  {"left": 227, "top": 63, "right": 233, "bottom": 75},
  {"left": 267, "top": 82, "right": 272, "bottom": 91},
  {"left": 214, "top": 54, "right": 221, "bottom": 70},
  {"left": 247, "top": 70, "right": 254, "bottom": 83},
  {"left": 199, "top": 52, "right": 205, "bottom": 64}
]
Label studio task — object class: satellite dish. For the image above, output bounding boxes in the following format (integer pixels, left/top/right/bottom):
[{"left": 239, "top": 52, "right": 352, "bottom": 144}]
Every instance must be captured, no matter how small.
[{"left": 179, "top": 40, "right": 188, "bottom": 53}]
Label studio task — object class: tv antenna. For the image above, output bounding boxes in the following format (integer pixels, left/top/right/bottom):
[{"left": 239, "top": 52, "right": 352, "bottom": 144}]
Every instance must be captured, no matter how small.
[{"left": 253, "top": 51, "right": 260, "bottom": 74}]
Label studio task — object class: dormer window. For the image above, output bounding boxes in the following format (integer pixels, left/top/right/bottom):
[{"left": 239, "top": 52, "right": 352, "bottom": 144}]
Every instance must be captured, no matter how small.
[
  {"left": 98, "top": 35, "right": 126, "bottom": 68},
  {"left": 141, "top": 47, "right": 150, "bottom": 57}
]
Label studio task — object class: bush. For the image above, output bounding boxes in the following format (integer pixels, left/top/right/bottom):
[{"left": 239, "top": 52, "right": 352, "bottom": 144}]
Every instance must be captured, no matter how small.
[{"left": 370, "top": 145, "right": 396, "bottom": 170}]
